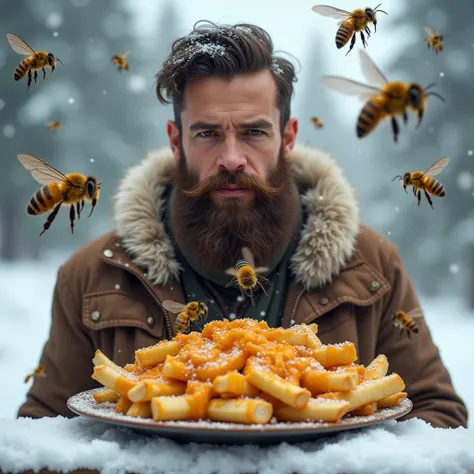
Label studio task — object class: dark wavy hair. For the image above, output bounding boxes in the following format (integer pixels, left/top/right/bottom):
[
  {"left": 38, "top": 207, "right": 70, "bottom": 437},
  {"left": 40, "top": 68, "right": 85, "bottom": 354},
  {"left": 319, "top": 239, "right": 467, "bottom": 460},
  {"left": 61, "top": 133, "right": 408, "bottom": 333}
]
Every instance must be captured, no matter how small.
[{"left": 155, "top": 20, "right": 298, "bottom": 131}]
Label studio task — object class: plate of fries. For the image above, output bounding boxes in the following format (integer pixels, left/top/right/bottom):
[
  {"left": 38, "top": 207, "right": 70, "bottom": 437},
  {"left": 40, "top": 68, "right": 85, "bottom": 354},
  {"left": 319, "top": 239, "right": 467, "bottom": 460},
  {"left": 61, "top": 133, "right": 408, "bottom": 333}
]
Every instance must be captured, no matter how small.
[{"left": 68, "top": 318, "right": 413, "bottom": 445}]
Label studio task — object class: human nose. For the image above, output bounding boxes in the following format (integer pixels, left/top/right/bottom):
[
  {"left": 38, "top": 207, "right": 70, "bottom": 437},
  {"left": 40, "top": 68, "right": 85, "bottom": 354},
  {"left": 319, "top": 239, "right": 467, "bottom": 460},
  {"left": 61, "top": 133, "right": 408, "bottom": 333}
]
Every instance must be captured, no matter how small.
[{"left": 216, "top": 136, "right": 247, "bottom": 171}]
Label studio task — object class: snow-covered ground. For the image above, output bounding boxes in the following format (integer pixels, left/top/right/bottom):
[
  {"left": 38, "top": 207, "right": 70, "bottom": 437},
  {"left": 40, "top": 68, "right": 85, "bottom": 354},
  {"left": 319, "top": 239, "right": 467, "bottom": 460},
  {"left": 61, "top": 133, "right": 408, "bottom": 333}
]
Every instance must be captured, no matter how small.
[{"left": 0, "top": 258, "right": 473, "bottom": 426}]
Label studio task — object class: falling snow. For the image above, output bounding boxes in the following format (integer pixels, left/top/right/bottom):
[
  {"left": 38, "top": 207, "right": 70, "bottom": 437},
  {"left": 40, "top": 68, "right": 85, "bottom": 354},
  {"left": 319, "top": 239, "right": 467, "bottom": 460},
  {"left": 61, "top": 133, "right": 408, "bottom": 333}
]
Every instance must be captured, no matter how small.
[
  {"left": 90, "top": 158, "right": 95, "bottom": 163},
  {"left": 449, "top": 264, "right": 460, "bottom": 274},
  {"left": 468, "top": 150, "right": 473, "bottom": 156},
  {"left": 46, "top": 13, "right": 63, "bottom": 29},
  {"left": 439, "top": 72, "right": 445, "bottom": 77},
  {"left": 114, "top": 284, "right": 120, "bottom": 290},
  {"left": 3, "top": 125, "right": 16, "bottom": 138},
  {"left": 457, "top": 172, "right": 473, "bottom": 190},
  {"left": 68, "top": 98, "right": 75, "bottom": 104},
  {"left": 53, "top": 31, "right": 59, "bottom": 37},
  {"left": 0, "top": 99, "right": 5, "bottom": 111}
]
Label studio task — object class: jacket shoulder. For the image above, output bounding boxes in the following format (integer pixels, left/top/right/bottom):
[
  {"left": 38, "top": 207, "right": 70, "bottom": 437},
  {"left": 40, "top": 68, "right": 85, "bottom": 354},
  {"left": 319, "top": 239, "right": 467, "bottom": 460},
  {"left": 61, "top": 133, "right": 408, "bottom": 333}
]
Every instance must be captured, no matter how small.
[
  {"left": 61, "top": 231, "right": 116, "bottom": 277},
  {"left": 353, "top": 224, "right": 399, "bottom": 275}
]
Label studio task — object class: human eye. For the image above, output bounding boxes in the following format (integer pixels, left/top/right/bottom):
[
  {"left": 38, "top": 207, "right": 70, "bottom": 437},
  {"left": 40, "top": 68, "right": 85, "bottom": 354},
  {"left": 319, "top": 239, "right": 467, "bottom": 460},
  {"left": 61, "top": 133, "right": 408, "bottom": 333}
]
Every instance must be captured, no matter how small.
[
  {"left": 246, "top": 129, "right": 264, "bottom": 136},
  {"left": 198, "top": 130, "right": 216, "bottom": 138}
]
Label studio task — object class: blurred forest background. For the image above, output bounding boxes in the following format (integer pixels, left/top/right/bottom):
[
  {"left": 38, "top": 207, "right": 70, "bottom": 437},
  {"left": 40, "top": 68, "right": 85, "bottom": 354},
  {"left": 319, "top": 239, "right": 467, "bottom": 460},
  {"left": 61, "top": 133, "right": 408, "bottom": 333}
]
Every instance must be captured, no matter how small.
[{"left": 0, "top": 0, "right": 473, "bottom": 304}]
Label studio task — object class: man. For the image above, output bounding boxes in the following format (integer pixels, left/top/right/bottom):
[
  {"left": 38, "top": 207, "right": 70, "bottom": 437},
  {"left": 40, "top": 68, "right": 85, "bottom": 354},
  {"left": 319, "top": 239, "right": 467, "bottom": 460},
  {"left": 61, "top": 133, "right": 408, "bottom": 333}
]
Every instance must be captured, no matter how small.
[{"left": 18, "top": 21, "right": 467, "bottom": 428}]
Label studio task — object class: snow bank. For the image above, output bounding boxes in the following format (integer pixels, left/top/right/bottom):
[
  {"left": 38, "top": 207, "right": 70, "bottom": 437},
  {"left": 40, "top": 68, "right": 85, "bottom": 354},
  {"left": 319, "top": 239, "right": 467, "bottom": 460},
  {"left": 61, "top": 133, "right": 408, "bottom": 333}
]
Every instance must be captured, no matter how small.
[{"left": 0, "top": 415, "right": 472, "bottom": 474}]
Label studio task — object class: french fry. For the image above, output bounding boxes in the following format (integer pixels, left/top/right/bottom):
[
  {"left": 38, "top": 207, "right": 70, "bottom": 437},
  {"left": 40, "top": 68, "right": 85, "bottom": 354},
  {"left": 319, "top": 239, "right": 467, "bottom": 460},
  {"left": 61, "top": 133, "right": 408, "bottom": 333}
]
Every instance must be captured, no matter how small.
[
  {"left": 266, "top": 328, "right": 308, "bottom": 346},
  {"left": 91, "top": 364, "right": 137, "bottom": 396},
  {"left": 128, "top": 379, "right": 186, "bottom": 402},
  {"left": 301, "top": 370, "right": 359, "bottom": 395},
  {"left": 320, "top": 373, "right": 405, "bottom": 411},
  {"left": 213, "top": 371, "right": 260, "bottom": 397},
  {"left": 245, "top": 363, "right": 311, "bottom": 409},
  {"left": 292, "top": 324, "right": 322, "bottom": 349},
  {"left": 135, "top": 340, "right": 180, "bottom": 368},
  {"left": 93, "top": 388, "right": 120, "bottom": 403},
  {"left": 313, "top": 342, "right": 357, "bottom": 367},
  {"left": 195, "top": 349, "right": 247, "bottom": 381},
  {"left": 151, "top": 395, "right": 193, "bottom": 421},
  {"left": 274, "top": 397, "right": 351, "bottom": 423},
  {"left": 364, "top": 354, "right": 389, "bottom": 381},
  {"left": 350, "top": 402, "right": 377, "bottom": 416},
  {"left": 208, "top": 398, "right": 273, "bottom": 424},
  {"left": 161, "top": 355, "right": 192, "bottom": 381},
  {"left": 377, "top": 392, "right": 407, "bottom": 408},
  {"left": 126, "top": 401, "right": 152, "bottom": 418},
  {"left": 93, "top": 349, "right": 127, "bottom": 373},
  {"left": 115, "top": 396, "right": 133, "bottom": 414}
]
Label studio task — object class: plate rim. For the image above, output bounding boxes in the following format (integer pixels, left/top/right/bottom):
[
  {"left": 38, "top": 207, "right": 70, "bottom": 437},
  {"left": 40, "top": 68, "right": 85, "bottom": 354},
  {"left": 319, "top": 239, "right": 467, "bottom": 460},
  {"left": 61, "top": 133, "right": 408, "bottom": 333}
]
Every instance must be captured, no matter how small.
[{"left": 67, "top": 388, "right": 413, "bottom": 434}]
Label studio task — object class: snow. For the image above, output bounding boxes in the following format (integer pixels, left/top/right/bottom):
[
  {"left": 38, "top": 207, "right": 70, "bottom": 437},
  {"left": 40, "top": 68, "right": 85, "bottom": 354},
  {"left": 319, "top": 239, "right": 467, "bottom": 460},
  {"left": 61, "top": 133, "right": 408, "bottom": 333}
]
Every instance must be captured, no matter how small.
[
  {"left": 0, "top": 260, "right": 474, "bottom": 473},
  {"left": 0, "top": 413, "right": 473, "bottom": 473}
]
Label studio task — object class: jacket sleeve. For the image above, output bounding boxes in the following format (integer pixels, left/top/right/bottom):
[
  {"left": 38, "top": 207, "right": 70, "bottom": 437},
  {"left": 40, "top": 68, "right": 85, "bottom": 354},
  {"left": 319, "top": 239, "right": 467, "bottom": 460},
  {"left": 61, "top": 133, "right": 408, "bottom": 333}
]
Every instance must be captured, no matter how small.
[
  {"left": 17, "top": 265, "right": 99, "bottom": 419},
  {"left": 376, "top": 244, "right": 468, "bottom": 429}
]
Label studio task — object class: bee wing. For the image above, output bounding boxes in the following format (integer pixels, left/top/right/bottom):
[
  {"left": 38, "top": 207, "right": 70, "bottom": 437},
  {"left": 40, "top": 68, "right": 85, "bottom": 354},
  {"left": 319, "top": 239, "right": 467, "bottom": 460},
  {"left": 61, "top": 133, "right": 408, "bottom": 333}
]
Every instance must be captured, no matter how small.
[
  {"left": 17, "top": 153, "right": 72, "bottom": 185},
  {"left": 422, "top": 157, "right": 450, "bottom": 177},
  {"left": 424, "top": 26, "right": 436, "bottom": 36},
  {"left": 241, "top": 247, "right": 256, "bottom": 267},
  {"left": 311, "top": 5, "right": 352, "bottom": 20},
  {"left": 359, "top": 50, "right": 389, "bottom": 88},
  {"left": 321, "top": 76, "right": 383, "bottom": 101},
  {"left": 254, "top": 266, "right": 270, "bottom": 274},
  {"left": 225, "top": 268, "right": 238, "bottom": 277},
  {"left": 122, "top": 51, "right": 131, "bottom": 58},
  {"left": 24, "top": 374, "right": 32, "bottom": 383},
  {"left": 406, "top": 307, "right": 424, "bottom": 319},
  {"left": 7, "top": 33, "right": 36, "bottom": 55},
  {"left": 161, "top": 300, "right": 187, "bottom": 313}
]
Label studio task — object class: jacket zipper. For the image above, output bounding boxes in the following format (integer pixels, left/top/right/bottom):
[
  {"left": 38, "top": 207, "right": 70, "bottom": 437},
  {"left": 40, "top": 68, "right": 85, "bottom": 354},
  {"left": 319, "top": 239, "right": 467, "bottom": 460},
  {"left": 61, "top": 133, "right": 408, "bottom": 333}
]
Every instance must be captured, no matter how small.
[
  {"left": 290, "top": 289, "right": 305, "bottom": 323},
  {"left": 104, "top": 260, "right": 174, "bottom": 340}
]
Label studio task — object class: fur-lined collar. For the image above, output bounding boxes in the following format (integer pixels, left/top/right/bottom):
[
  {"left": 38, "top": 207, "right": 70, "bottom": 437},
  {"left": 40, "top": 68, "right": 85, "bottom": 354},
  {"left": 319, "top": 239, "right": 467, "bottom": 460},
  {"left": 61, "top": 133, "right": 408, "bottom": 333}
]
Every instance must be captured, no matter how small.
[{"left": 113, "top": 145, "right": 360, "bottom": 291}]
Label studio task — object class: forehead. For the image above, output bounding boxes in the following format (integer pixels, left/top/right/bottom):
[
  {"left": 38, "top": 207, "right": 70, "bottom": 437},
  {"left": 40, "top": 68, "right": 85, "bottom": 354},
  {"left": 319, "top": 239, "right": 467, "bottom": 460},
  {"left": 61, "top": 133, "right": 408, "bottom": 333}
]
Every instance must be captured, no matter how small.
[{"left": 181, "top": 70, "right": 279, "bottom": 123}]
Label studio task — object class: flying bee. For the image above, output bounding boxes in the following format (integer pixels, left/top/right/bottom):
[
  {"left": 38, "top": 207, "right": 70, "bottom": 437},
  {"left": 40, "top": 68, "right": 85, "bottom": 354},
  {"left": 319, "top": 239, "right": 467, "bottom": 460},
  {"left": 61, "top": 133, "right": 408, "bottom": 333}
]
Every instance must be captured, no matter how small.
[
  {"left": 311, "top": 116, "right": 324, "bottom": 128},
  {"left": 225, "top": 247, "right": 269, "bottom": 306},
  {"left": 17, "top": 153, "right": 101, "bottom": 236},
  {"left": 7, "top": 33, "right": 63, "bottom": 90},
  {"left": 161, "top": 300, "right": 209, "bottom": 334},
  {"left": 311, "top": 4, "right": 387, "bottom": 56},
  {"left": 46, "top": 120, "right": 61, "bottom": 132},
  {"left": 392, "top": 156, "right": 450, "bottom": 209},
  {"left": 321, "top": 49, "right": 445, "bottom": 143},
  {"left": 391, "top": 308, "right": 424, "bottom": 339},
  {"left": 111, "top": 52, "right": 130, "bottom": 72},
  {"left": 424, "top": 26, "right": 445, "bottom": 55},
  {"left": 24, "top": 364, "right": 46, "bottom": 384}
]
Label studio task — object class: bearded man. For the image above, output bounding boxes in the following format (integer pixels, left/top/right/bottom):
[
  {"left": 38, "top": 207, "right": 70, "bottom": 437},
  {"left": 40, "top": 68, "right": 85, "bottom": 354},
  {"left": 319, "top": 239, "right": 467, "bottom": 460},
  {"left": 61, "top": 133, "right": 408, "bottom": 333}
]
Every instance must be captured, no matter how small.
[{"left": 18, "top": 21, "right": 467, "bottom": 428}]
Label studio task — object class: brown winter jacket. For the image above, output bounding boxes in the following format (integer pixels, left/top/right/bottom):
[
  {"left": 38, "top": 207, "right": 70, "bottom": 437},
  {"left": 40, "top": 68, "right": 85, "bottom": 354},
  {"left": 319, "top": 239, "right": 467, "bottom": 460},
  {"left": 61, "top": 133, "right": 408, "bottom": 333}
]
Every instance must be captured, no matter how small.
[{"left": 17, "top": 145, "right": 468, "bottom": 428}]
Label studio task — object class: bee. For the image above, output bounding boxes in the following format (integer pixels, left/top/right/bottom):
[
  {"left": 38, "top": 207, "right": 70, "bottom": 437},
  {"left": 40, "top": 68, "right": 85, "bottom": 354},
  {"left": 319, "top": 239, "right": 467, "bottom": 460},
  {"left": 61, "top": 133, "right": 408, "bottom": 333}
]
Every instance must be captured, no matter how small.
[
  {"left": 161, "top": 300, "right": 209, "bottom": 334},
  {"left": 24, "top": 364, "right": 46, "bottom": 384},
  {"left": 17, "top": 153, "right": 101, "bottom": 236},
  {"left": 225, "top": 247, "right": 269, "bottom": 306},
  {"left": 311, "top": 116, "right": 324, "bottom": 128},
  {"left": 392, "top": 157, "right": 450, "bottom": 208},
  {"left": 46, "top": 120, "right": 61, "bottom": 132},
  {"left": 391, "top": 308, "right": 424, "bottom": 339},
  {"left": 424, "top": 26, "right": 445, "bottom": 55},
  {"left": 7, "top": 33, "right": 63, "bottom": 90},
  {"left": 311, "top": 4, "right": 387, "bottom": 56},
  {"left": 111, "top": 52, "right": 130, "bottom": 72},
  {"left": 321, "top": 50, "right": 445, "bottom": 143}
]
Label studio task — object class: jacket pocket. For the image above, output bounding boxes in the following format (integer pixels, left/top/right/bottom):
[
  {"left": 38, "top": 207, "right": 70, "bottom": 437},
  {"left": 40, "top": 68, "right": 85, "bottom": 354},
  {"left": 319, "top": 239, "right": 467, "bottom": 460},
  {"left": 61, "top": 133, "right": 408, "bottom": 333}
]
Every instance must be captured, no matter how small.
[
  {"left": 309, "top": 303, "right": 354, "bottom": 335},
  {"left": 82, "top": 291, "right": 164, "bottom": 339}
]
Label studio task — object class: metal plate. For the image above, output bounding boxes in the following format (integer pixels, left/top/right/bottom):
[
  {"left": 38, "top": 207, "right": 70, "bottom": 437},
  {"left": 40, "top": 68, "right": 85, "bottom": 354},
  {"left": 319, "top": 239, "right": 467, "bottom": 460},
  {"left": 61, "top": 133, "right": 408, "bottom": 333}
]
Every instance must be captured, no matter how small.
[{"left": 67, "top": 389, "right": 413, "bottom": 445}]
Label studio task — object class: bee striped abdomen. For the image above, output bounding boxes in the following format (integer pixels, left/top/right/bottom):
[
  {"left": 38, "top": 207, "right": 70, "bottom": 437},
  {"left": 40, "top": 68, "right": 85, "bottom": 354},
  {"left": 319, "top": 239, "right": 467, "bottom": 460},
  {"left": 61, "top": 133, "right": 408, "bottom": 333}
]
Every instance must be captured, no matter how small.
[
  {"left": 27, "top": 185, "right": 56, "bottom": 215},
  {"left": 357, "top": 99, "right": 383, "bottom": 138},
  {"left": 424, "top": 177, "right": 445, "bottom": 197},
  {"left": 14, "top": 59, "right": 30, "bottom": 81},
  {"left": 335, "top": 21, "right": 353, "bottom": 48}
]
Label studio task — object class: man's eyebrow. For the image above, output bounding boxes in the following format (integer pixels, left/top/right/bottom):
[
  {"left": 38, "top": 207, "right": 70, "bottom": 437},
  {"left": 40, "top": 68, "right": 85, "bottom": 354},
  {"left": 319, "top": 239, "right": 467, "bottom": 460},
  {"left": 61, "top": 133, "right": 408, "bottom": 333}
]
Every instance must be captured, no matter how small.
[{"left": 189, "top": 119, "right": 274, "bottom": 132}]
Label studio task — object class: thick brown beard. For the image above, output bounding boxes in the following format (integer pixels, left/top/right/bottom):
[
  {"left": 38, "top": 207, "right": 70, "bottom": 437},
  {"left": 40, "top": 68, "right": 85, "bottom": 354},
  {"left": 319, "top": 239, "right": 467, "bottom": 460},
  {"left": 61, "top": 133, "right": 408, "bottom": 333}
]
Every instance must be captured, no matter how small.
[{"left": 171, "top": 145, "right": 300, "bottom": 271}]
